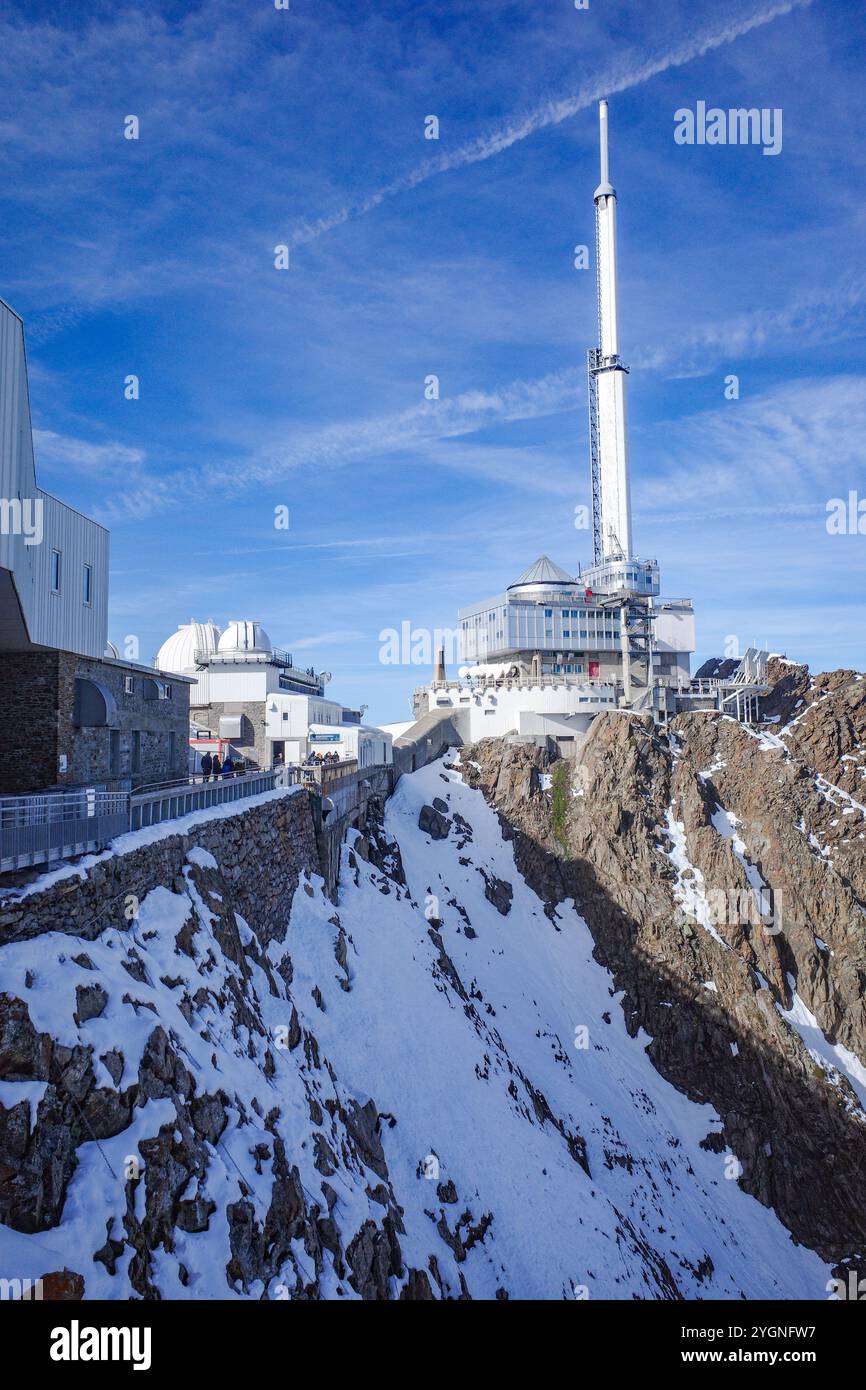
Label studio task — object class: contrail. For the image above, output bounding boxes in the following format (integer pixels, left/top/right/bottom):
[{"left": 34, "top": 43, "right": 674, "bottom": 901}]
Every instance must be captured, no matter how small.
[{"left": 290, "top": 0, "right": 811, "bottom": 248}]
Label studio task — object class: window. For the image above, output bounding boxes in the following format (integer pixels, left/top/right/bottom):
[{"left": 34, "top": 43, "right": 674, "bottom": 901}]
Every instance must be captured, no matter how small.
[
  {"left": 124, "top": 675, "right": 135, "bottom": 695},
  {"left": 51, "top": 549, "right": 61, "bottom": 593},
  {"left": 83, "top": 564, "right": 92, "bottom": 605},
  {"left": 164, "top": 683, "right": 173, "bottom": 700},
  {"left": 544, "top": 608, "right": 552, "bottom": 617},
  {"left": 131, "top": 731, "right": 141, "bottom": 774}
]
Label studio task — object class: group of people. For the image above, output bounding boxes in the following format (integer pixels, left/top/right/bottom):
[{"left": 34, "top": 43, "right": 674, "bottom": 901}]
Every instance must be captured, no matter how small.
[
  {"left": 304, "top": 750, "right": 343, "bottom": 766},
  {"left": 199, "top": 752, "right": 236, "bottom": 781}
]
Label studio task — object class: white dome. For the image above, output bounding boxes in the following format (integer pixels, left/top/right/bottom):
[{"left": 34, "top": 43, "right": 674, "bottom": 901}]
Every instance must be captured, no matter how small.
[
  {"left": 156, "top": 620, "right": 221, "bottom": 674},
  {"left": 217, "top": 620, "right": 272, "bottom": 655}
]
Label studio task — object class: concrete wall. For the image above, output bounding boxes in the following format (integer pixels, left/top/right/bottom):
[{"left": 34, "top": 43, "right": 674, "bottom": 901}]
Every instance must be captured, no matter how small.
[
  {"left": 0, "top": 651, "right": 191, "bottom": 794},
  {"left": 392, "top": 708, "right": 468, "bottom": 778},
  {"left": 418, "top": 683, "right": 616, "bottom": 742},
  {"left": 314, "top": 764, "right": 393, "bottom": 897}
]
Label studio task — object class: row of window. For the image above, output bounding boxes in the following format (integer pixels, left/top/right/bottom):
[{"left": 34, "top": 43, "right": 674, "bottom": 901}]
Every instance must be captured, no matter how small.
[
  {"left": 50, "top": 550, "right": 93, "bottom": 605},
  {"left": 542, "top": 607, "right": 618, "bottom": 623},
  {"left": 121, "top": 674, "right": 173, "bottom": 699}
]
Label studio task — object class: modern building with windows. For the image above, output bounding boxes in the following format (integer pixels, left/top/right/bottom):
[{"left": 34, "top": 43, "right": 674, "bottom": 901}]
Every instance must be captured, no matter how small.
[
  {"left": 0, "top": 295, "right": 191, "bottom": 794},
  {"left": 456, "top": 555, "right": 694, "bottom": 689}
]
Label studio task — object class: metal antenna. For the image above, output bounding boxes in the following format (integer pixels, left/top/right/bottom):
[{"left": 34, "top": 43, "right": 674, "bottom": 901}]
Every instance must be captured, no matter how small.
[{"left": 599, "top": 99, "right": 610, "bottom": 186}]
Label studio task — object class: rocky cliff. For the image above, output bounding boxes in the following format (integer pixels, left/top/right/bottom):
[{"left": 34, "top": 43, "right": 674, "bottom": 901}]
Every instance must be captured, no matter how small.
[{"left": 460, "top": 659, "right": 866, "bottom": 1274}]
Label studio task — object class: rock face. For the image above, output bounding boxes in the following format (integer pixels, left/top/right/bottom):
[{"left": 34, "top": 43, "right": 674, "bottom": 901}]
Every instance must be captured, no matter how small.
[{"left": 460, "top": 660, "right": 866, "bottom": 1270}]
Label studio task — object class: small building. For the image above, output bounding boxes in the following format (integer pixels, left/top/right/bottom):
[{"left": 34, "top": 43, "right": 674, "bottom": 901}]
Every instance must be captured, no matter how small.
[
  {"left": 0, "top": 295, "right": 191, "bottom": 794},
  {"left": 156, "top": 618, "right": 392, "bottom": 770}
]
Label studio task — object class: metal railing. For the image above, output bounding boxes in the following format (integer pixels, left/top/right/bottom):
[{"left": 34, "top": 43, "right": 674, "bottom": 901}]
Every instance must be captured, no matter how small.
[
  {"left": 129, "top": 767, "right": 296, "bottom": 831},
  {"left": 418, "top": 674, "right": 615, "bottom": 696},
  {"left": 0, "top": 767, "right": 301, "bottom": 877},
  {"left": 0, "top": 787, "right": 130, "bottom": 875}
]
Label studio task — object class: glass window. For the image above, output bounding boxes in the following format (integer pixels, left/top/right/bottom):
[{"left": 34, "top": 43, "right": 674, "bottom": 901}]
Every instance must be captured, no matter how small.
[
  {"left": 83, "top": 563, "right": 92, "bottom": 605},
  {"left": 51, "top": 550, "right": 61, "bottom": 593}
]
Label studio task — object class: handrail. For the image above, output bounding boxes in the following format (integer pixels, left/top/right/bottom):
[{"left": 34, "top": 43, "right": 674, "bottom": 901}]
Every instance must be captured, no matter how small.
[
  {"left": 417, "top": 674, "right": 614, "bottom": 694},
  {"left": 0, "top": 766, "right": 303, "bottom": 875}
]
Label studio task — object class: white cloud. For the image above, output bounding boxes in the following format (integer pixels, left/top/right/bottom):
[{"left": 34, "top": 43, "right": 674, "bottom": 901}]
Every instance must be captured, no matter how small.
[
  {"left": 289, "top": 0, "right": 813, "bottom": 247},
  {"left": 33, "top": 429, "right": 145, "bottom": 475}
]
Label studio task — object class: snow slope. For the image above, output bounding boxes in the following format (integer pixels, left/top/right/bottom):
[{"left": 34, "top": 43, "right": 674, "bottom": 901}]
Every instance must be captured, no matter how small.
[{"left": 0, "top": 755, "right": 833, "bottom": 1299}]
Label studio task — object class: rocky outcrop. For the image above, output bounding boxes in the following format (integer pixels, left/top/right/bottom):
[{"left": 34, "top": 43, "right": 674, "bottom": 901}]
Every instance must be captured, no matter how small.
[
  {"left": 418, "top": 805, "right": 451, "bottom": 840},
  {"left": 460, "top": 660, "right": 866, "bottom": 1269}
]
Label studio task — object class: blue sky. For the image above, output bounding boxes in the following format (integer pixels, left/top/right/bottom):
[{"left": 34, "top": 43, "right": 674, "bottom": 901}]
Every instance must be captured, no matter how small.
[{"left": 1, "top": 0, "right": 864, "bottom": 722}]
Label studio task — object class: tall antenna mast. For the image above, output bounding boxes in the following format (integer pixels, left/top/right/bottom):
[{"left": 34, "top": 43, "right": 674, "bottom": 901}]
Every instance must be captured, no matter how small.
[
  {"left": 587, "top": 99, "right": 632, "bottom": 563},
  {"left": 599, "top": 97, "right": 610, "bottom": 188}
]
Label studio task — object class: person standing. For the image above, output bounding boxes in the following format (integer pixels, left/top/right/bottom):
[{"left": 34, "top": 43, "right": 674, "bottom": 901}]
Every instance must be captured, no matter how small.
[
  {"left": 211, "top": 754, "right": 222, "bottom": 781},
  {"left": 200, "top": 751, "right": 212, "bottom": 782},
  {"left": 222, "top": 755, "right": 234, "bottom": 778}
]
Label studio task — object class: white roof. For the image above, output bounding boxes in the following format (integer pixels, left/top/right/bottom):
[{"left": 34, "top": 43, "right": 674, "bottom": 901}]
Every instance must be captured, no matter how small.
[
  {"left": 155, "top": 620, "right": 221, "bottom": 674},
  {"left": 218, "top": 620, "right": 272, "bottom": 655},
  {"left": 509, "top": 555, "right": 575, "bottom": 588}
]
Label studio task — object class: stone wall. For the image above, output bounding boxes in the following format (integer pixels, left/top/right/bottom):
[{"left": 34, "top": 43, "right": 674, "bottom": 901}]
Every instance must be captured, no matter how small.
[
  {"left": 0, "top": 650, "right": 60, "bottom": 792},
  {"left": 0, "top": 787, "right": 320, "bottom": 948},
  {"left": 190, "top": 700, "right": 267, "bottom": 768},
  {"left": 315, "top": 764, "right": 394, "bottom": 897},
  {"left": 0, "top": 650, "right": 191, "bottom": 795}
]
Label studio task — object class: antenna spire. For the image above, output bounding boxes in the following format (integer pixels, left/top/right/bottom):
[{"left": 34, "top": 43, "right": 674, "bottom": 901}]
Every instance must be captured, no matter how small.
[{"left": 599, "top": 98, "right": 609, "bottom": 186}]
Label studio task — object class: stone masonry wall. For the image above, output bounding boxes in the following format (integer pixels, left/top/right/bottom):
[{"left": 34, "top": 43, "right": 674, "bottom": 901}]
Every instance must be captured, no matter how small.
[
  {"left": 0, "top": 650, "right": 61, "bottom": 792},
  {"left": 0, "top": 787, "right": 320, "bottom": 948},
  {"left": 0, "top": 650, "right": 191, "bottom": 794}
]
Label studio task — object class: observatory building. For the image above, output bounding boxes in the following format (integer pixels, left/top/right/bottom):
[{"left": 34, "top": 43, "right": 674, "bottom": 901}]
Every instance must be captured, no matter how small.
[
  {"left": 155, "top": 619, "right": 392, "bottom": 770},
  {"left": 410, "top": 101, "right": 710, "bottom": 747}
]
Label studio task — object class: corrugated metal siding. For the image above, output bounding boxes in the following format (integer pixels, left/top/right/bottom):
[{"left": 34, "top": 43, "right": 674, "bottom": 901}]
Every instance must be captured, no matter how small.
[{"left": 0, "top": 298, "right": 108, "bottom": 658}]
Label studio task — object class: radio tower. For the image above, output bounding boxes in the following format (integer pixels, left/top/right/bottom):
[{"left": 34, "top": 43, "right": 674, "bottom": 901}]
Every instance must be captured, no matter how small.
[{"left": 587, "top": 99, "right": 633, "bottom": 565}]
